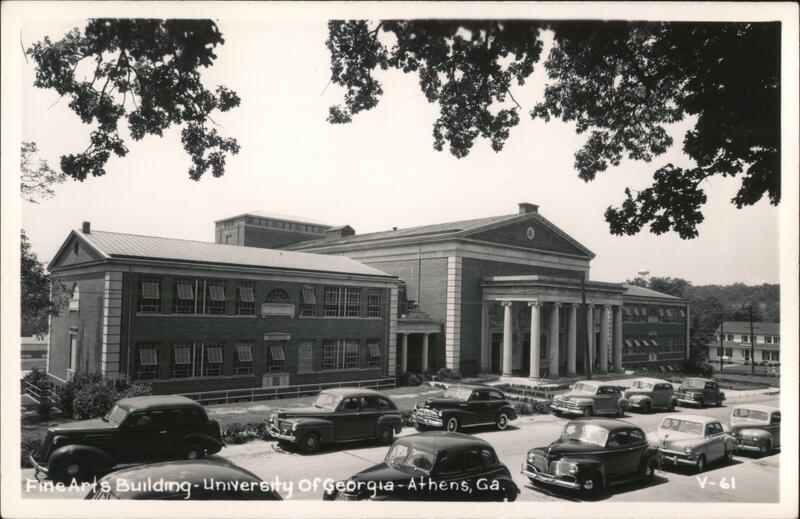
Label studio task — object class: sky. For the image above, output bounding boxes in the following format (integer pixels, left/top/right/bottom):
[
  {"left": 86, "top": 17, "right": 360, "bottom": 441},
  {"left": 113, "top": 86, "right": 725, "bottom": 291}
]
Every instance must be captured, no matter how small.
[{"left": 17, "top": 15, "right": 782, "bottom": 286}]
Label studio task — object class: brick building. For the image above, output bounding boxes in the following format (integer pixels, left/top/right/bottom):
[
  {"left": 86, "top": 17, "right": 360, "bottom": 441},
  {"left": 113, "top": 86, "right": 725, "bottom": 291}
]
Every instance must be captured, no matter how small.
[
  {"left": 708, "top": 321, "right": 780, "bottom": 364},
  {"left": 47, "top": 223, "right": 399, "bottom": 393}
]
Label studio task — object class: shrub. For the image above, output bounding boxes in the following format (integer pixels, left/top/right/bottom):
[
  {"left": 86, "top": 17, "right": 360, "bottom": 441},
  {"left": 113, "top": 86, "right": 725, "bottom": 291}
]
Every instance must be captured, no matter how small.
[
  {"left": 57, "top": 373, "right": 103, "bottom": 418},
  {"left": 398, "top": 372, "right": 423, "bottom": 386},
  {"left": 21, "top": 437, "right": 42, "bottom": 468},
  {"left": 71, "top": 376, "right": 152, "bottom": 420},
  {"left": 435, "top": 368, "right": 462, "bottom": 381},
  {"left": 36, "top": 398, "right": 53, "bottom": 422},
  {"left": 220, "top": 421, "right": 269, "bottom": 444},
  {"left": 22, "top": 368, "right": 50, "bottom": 388},
  {"left": 407, "top": 374, "right": 422, "bottom": 386},
  {"left": 514, "top": 402, "right": 533, "bottom": 416}
]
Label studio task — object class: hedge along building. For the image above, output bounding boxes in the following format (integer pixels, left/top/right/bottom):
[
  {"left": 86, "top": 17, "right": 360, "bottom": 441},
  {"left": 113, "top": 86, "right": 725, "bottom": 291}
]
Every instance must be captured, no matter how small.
[
  {"left": 269, "top": 203, "right": 691, "bottom": 378},
  {"left": 46, "top": 222, "right": 400, "bottom": 393}
]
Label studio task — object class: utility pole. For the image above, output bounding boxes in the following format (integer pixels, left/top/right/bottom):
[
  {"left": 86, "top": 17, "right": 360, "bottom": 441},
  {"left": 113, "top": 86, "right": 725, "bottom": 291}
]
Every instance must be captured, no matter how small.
[
  {"left": 719, "top": 320, "right": 724, "bottom": 373},
  {"left": 582, "top": 278, "right": 591, "bottom": 380},
  {"left": 750, "top": 305, "right": 755, "bottom": 376}
]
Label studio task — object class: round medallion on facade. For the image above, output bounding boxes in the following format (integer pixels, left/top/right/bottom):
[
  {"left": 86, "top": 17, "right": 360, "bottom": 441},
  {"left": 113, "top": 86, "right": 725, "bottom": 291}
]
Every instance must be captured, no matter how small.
[{"left": 526, "top": 226, "right": 536, "bottom": 240}]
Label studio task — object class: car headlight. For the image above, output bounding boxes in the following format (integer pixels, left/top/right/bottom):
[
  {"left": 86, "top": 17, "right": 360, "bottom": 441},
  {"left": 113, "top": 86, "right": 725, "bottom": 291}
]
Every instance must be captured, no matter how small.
[
  {"left": 566, "top": 462, "right": 579, "bottom": 474},
  {"left": 527, "top": 453, "right": 535, "bottom": 462},
  {"left": 437, "top": 410, "right": 443, "bottom": 417},
  {"left": 684, "top": 445, "right": 695, "bottom": 455}
]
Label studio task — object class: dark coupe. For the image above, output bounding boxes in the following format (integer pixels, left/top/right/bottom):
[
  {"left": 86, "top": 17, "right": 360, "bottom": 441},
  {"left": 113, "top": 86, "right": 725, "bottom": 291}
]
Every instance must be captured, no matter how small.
[
  {"left": 412, "top": 385, "right": 517, "bottom": 432},
  {"left": 522, "top": 418, "right": 660, "bottom": 494},
  {"left": 674, "top": 377, "right": 725, "bottom": 407},
  {"left": 322, "top": 432, "right": 519, "bottom": 501},
  {"left": 30, "top": 395, "right": 223, "bottom": 483},
  {"left": 268, "top": 388, "right": 403, "bottom": 453}
]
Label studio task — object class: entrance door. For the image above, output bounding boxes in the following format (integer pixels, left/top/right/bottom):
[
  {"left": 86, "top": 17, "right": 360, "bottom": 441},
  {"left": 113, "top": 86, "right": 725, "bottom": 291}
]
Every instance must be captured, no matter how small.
[
  {"left": 522, "top": 335, "right": 530, "bottom": 377},
  {"left": 490, "top": 334, "right": 502, "bottom": 374}
]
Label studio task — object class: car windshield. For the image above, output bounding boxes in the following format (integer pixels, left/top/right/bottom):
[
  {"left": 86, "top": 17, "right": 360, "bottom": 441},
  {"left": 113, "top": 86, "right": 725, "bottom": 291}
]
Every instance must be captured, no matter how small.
[
  {"left": 572, "top": 382, "right": 597, "bottom": 393},
  {"left": 733, "top": 409, "right": 769, "bottom": 421},
  {"left": 631, "top": 381, "right": 654, "bottom": 390},
  {"left": 443, "top": 387, "right": 473, "bottom": 401},
  {"left": 682, "top": 378, "right": 706, "bottom": 389},
  {"left": 384, "top": 443, "right": 436, "bottom": 474},
  {"left": 561, "top": 423, "right": 608, "bottom": 447},
  {"left": 313, "top": 392, "right": 341, "bottom": 410},
  {"left": 659, "top": 418, "right": 703, "bottom": 435},
  {"left": 104, "top": 405, "right": 128, "bottom": 425}
]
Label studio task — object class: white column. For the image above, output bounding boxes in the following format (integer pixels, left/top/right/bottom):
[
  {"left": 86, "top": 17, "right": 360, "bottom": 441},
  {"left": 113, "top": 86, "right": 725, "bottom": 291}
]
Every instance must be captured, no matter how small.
[
  {"left": 549, "top": 303, "right": 560, "bottom": 377},
  {"left": 529, "top": 302, "right": 541, "bottom": 379},
  {"left": 586, "top": 304, "right": 595, "bottom": 372},
  {"left": 567, "top": 303, "right": 577, "bottom": 376},
  {"left": 422, "top": 334, "right": 429, "bottom": 373},
  {"left": 480, "top": 302, "right": 490, "bottom": 372},
  {"left": 614, "top": 305, "right": 623, "bottom": 372},
  {"left": 599, "top": 305, "right": 610, "bottom": 372},
  {"left": 502, "top": 302, "right": 513, "bottom": 376},
  {"left": 400, "top": 333, "right": 408, "bottom": 373}
]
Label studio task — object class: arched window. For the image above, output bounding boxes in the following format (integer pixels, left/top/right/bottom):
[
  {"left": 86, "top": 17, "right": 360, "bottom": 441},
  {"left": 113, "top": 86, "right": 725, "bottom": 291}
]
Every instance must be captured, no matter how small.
[
  {"left": 69, "top": 283, "right": 80, "bottom": 312},
  {"left": 266, "top": 289, "right": 289, "bottom": 304}
]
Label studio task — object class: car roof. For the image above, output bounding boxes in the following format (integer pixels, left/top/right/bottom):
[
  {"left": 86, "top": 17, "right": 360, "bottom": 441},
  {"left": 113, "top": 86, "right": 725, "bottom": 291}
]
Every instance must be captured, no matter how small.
[
  {"left": 99, "top": 460, "right": 264, "bottom": 498},
  {"left": 116, "top": 395, "right": 203, "bottom": 412},
  {"left": 396, "top": 431, "right": 491, "bottom": 452},
  {"left": 682, "top": 377, "right": 714, "bottom": 384},
  {"left": 449, "top": 384, "right": 494, "bottom": 391},
  {"left": 733, "top": 404, "right": 779, "bottom": 414},
  {"left": 320, "top": 387, "right": 388, "bottom": 398},
  {"left": 661, "top": 414, "right": 722, "bottom": 425},
  {"left": 631, "top": 377, "right": 672, "bottom": 385},
  {"left": 566, "top": 418, "right": 642, "bottom": 432}
]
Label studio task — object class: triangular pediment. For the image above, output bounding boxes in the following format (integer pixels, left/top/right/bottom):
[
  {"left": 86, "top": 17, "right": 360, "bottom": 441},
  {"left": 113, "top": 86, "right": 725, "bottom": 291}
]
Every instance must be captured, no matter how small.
[
  {"left": 463, "top": 214, "right": 594, "bottom": 258},
  {"left": 50, "top": 232, "right": 105, "bottom": 269}
]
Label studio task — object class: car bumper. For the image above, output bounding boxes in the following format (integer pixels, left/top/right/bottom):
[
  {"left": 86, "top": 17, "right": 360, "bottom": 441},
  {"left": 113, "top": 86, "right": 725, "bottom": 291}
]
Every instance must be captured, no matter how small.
[
  {"left": 736, "top": 439, "right": 763, "bottom": 452},
  {"left": 268, "top": 426, "right": 296, "bottom": 442},
  {"left": 676, "top": 398, "right": 701, "bottom": 405},
  {"left": 550, "top": 403, "right": 585, "bottom": 416},
  {"left": 659, "top": 449, "right": 698, "bottom": 466},
  {"left": 29, "top": 455, "right": 49, "bottom": 476},
  {"left": 412, "top": 412, "right": 443, "bottom": 427},
  {"left": 521, "top": 464, "right": 580, "bottom": 490}
]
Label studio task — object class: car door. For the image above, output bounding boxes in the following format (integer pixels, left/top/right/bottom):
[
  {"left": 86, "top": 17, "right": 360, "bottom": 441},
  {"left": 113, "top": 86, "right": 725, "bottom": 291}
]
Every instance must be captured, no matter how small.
[
  {"left": 605, "top": 430, "right": 639, "bottom": 478},
  {"left": 704, "top": 422, "right": 725, "bottom": 461},
  {"left": 597, "top": 386, "right": 616, "bottom": 414},
  {"left": 653, "top": 384, "right": 668, "bottom": 408},
  {"left": 769, "top": 412, "right": 781, "bottom": 447},
  {"left": 430, "top": 451, "right": 466, "bottom": 501},
  {"left": 335, "top": 397, "right": 364, "bottom": 440},
  {"left": 486, "top": 390, "right": 506, "bottom": 422},
  {"left": 122, "top": 411, "right": 175, "bottom": 460},
  {"left": 704, "top": 382, "right": 718, "bottom": 404},
  {"left": 468, "top": 390, "right": 494, "bottom": 424}
]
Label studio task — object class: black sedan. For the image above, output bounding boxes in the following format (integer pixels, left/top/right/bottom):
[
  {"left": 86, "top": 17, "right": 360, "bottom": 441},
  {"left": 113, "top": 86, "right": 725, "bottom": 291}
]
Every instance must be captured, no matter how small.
[
  {"left": 85, "top": 460, "right": 282, "bottom": 500},
  {"left": 412, "top": 385, "right": 517, "bottom": 432},
  {"left": 323, "top": 431, "right": 519, "bottom": 501}
]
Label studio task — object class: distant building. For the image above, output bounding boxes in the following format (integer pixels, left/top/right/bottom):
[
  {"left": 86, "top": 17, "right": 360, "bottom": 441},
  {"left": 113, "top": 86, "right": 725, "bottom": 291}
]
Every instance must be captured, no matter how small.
[
  {"left": 214, "top": 211, "right": 332, "bottom": 249},
  {"left": 21, "top": 335, "right": 48, "bottom": 374},
  {"left": 709, "top": 321, "right": 780, "bottom": 364}
]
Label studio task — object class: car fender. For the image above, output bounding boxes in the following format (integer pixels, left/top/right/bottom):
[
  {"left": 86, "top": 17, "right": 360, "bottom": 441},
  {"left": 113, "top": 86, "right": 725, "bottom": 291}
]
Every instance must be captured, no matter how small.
[
  {"left": 719, "top": 392, "right": 726, "bottom": 402},
  {"left": 568, "top": 398, "right": 594, "bottom": 407},
  {"left": 179, "top": 433, "right": 224, "bottom": 454},
  {"left": 628, "top": 394, "right": 652, "bottom": 407},
  {"left": 492, "top": 474, "right": 520, "bottom": 496},
  {"left": 48, "top": 444, "right": 115, "bottom": 473},
  {"left": 440, "top": 408, "right": 473, "bottom": 423},
  {"left": 617, "top": 397, "right": 629, "bottom": 410},
  {"left": 639, "top": 445, "right": 661, "bottom": 470},
  {"left": 498, "top": 404, "right": 518, "bottom": 421},
  {"left": 738, "top": 428, "right": 772, "bottom": 444},
  {"left": 560, "top": 456, "right": 605, "bottom": 485},
  {"left": 376, "top": 414, "right": 404, "bottom": 434},
  {"left": 668, "top": 396, "right": 679, "bottom": 408},
  {"left": 290, "top": 418, "right": 336, "bottom": 443}
]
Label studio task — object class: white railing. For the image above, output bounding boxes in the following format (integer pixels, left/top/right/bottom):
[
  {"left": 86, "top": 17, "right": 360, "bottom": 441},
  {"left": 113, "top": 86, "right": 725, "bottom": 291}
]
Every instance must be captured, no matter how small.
[{"left": 21, "top": 379, "right": 58, "bottom": 404}]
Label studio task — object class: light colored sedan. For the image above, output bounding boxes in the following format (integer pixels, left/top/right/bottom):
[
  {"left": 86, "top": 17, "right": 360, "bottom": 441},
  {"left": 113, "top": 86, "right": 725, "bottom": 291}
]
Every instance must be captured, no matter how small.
[{"left": 648, "top": 414, "right": 737, "bottom": 473}]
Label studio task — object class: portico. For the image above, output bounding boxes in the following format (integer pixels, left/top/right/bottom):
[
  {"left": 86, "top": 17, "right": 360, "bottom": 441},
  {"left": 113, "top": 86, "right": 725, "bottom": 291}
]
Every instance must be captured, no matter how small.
[
  {"left": 397, "top": 309, "right": 443, "bottom": 374},
  {"left": 481, "top": 275, "right": 626, "bottom": 380}
]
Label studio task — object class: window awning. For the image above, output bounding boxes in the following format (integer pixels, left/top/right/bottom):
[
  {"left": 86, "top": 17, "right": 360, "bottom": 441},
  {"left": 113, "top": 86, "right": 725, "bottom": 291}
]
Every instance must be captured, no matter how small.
[
  {"left": 205, "top": 346, "right": 223, "bottom": 363},
  {"left": 141, "top": 281, "right": 160, "bottom": 299},
  {"left": 345, "top": 341, "right": 359, "bottom": 353},
  {"left": 209, "top": 285, "right": 226, "bottom": 302},
  {"left": 632, "top": 308, "right": 640, "bottom": 316},
  {"left": 270, "top": 345, "right": 286, "bottom": 361},
  {"left": 651, "top": 339, "right": 659, "bottom": 347},
  {"left": 680, "top": 309, "right": 686, "bottom": 317},
  {"left": 633, "top": 340, "right": 641, "bottom": 347},
  {"left": 624, "top": 340, "right": 632, "bottom": 347},
  {"left": 658, "top": 308, "right": 665, "bottom": 317},
  {"left": 238, "top": 286, "right": 255, "bottom": 302},
  {"left": 235, "top": 344, "right": 253, "bottom": 362},
  {"left": 302, "top": 287, "right": 317, "bottom": 305},
  {"left": 139, "top": 348, "right": 158, "bottom": 366},
  {"left": 177, "top": 283, "right": 194, "bottom": 300},
  {"left": 368, "top": 342, "right": 381, "bottom": 357},
  {"left": 174, "top": 347, "right": 191, "bottom": 364},
  {"left": 624, "top": 307, "right": 631, "bottom": 316}
]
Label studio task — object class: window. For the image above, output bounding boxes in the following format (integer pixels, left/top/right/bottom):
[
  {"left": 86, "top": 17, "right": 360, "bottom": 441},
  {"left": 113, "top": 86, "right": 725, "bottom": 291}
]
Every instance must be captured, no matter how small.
[
  {"left": 206, "top": 282, "right": 226, "bottom": 315},
  {"left": 725, "top": 348, "right": 733, "bottom": 357},
  {"left": 771, "top": 412, "right": 781, "bottom": 424},
  {"left": 765, "top": 336, "right": 773, "bottom": 344},
  {"left": 607, "top": 432, "right": 629, "bottom": 448},
  {"left": 68, "top": 331, "right": 78, "bottom": 371},
  {"left": 726, "top": 334, "right": 734, "bottom": 341},
  {"left": 744, "top": 350, "right": 750, "bottom": 361},
  {"left": 367, "top": 289, "right": 382, "bottom": 317},
  {"left": 300, "top": 286, "right": 316, "bottom": 317},
  {"left": 234, "top": 342, "right": 253, "bottom": 375},
  {"left": 175, "top": 280, "right": 196, "bottom": 314},
  {"left": 266, "top": 342, "right": 287, "bottom": 373},
  {"left": 138, "top": 277, "right": 161, "bottom": 313},
  {"left": 298, "top": 341, "right": 314, "bottom": 372},
  {"left": 464, "top": 449, "right": 484, "bottom": 471},
  {"left": 324, "top": 287, "right": 361, "bottom": 317},
  {"left": 629, "top": 429, "right": 645, "bottom": 444},
  {"left": 171, "top": 344, "right": 193, "bottom": 378},
  {"left": 480, "top": 449, "right": 497, "bottom": 467},
  {"left": 69, "top": 284, "right": 80, "bottom": 313},
  {"left": 321, "top": 339, "right": 362, "bottom": 370},
  {"left": 203, "top": 342, "right": 224, "bottom": 376},
  {"left": 771, "top": 351, "right": 780, "bottom": 361},
  {"left": 741, "top": 335, "right": 750, "bottom": 343},
  {"left": 266, "top": 289, "right": 289, "bottom": 304},
  {"left": 135, "top": 343, "right": 158, "bottom": 380},
  {"left": 237, "top": 283, "right": 255, "bottom": 315}
]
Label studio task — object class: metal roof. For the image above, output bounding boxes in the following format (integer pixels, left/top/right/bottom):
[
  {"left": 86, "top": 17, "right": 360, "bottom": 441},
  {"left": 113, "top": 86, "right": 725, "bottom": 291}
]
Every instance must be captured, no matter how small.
[
  {"left": 214, "top": 210, "right": 331, "bottom": 226},
  {"left": 72, "top": 230, "right": 394, "bottom": 279},
  {"left": 715, "top": 321, "right": 779, "bottom": 335},
  {"left": 623, "top": 284, "right": 683, "bottom": 301}
]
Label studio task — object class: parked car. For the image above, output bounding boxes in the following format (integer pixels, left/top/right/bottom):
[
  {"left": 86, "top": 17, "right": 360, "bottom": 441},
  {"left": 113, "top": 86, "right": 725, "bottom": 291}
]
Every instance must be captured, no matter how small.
[
  {"left": 522, "top": 418, "right": 659, "bottom": 494},
  {"left": 649, "top": 414, "right": 737, "bottom": 472},
  {"left": 267, "top": 388, "right": 403, "bottom": 453},
  {"left": 322, "top": 432, "right": 519, "bottom": 501},
  {"left": 728, "top": 405, "right": 781, "bottom": 454},
  {"left": 85, "top": 460, "right": 282, "bottom": 500},
  {"left": 674, "top": 378, "right": 725, "bottom": 407},
  {"left": 30, "top": 395, "right": 223, "bottom": 483},
  {"left": 550, "top": 381, "right": 628, "bottom": 417},
  {"left": 412, "top": 384, "right": 517, "bottom": 432},
  {"left": 623, "top": 378, "right": 677, "bottom": 413}
]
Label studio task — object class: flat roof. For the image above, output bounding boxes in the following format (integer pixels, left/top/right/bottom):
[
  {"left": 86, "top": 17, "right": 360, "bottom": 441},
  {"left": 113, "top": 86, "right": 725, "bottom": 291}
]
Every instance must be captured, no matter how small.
[{"left": 215, "top": 210, "right": 331, "bottom": 226}]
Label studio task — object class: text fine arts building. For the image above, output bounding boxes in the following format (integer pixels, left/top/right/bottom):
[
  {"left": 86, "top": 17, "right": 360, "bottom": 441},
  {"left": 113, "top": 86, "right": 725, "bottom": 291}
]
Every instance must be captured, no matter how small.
[{"left": 46, "top": 203, "right": 690, "bottom": 393}]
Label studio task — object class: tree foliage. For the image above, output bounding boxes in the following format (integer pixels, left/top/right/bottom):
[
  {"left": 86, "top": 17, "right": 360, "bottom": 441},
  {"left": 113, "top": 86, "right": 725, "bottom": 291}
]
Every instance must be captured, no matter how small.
[
  {"left": 20, "top": 142, "right": 66, "bottom": 203},
  {"left": 327, "top": 20, "right": 780, "bottom": 239},
  {"left": 21, "top": 230, "right": 68, "bottom": 337},
  {"left": 626, "top": 275, "right": 691, "bottom": 298},
  {"left": 27, "top": 19, "right": 240, "bottom": 181}
]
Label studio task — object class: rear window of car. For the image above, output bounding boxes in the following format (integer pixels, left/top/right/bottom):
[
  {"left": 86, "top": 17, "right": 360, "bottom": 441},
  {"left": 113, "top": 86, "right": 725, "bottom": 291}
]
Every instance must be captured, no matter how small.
[
  {"left": 573, "top": 383, "right": 597, "bottom": 393},
  {"left": 632, "top": 381, "right": 654, "bottom": 390},
  {"left": 660, "top": 418, "right": 703, "bottom": 435},
  {"left": 733, "top": 408, "right": 769, "bottom": 421}
]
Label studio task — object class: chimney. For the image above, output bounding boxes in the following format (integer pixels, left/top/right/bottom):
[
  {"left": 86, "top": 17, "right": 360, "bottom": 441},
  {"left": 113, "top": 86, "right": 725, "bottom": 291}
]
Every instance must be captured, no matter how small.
[
  {"left": 82, "top": 221, "right": 91, "bottom": 234},
  {"left": 518, "top": 202, "right": 539, "bottom": 214}
]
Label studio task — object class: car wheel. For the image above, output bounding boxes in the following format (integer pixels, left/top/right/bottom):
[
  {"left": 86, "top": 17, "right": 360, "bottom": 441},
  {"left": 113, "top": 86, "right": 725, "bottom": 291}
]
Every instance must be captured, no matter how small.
[
  {"left": 580, "top": 473, "right": 602, "bottom": 494},
  {"left": 180, "top": 442, "right": 205, "bottom": 461},
  {"left": 53, "top": 457, "right": 89, "bottom": 484},
  {"left": 715, "top": 399, "right": 723, "bottom": 407},
  {"left": 724, "top": 449, "right": 734, "bottom": 464},
  {"left": 695, "top": 455, "right": 706, "bottom": 473},
  {"left": 643, "top": 459, "right": 658, "bottom": 483},
  {"left": 668, "top": 401, "right": 676, "bottom": 412},
  {"left": 641, "top": 402, "right": 651, "bottom": 414},
  {"left": 616, "top": 405, "right": 626, "bottom": 417},
  {"left": 445, "top": 417, "right": 459, "bottom": 432},
  {"left": 499, "top": 481, "right": 518, "bottom": 502},
  {"left": 760, "top": 440, "right": 772, "bottom": 455},
  {"left": 414, "top": 423, "right": 428, "bottom": 432},
  {"left": 496, "top": 413, "right": 509, "bottom": 430},
  {"left": 552, "top": 409, "right": 562, "bottom": 417},
  {"left": 697, "top": 398, "right": 705, "bottom": 408},
  {"left": 299, "top": 432, "right": 320, "bottom": 453},
  {"left": 378, "top": 426, "right": 394, "bottom": 444},
  {"left": 582, "top": 407, "right": 593, "bottom": 418}
]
